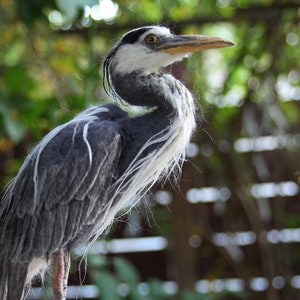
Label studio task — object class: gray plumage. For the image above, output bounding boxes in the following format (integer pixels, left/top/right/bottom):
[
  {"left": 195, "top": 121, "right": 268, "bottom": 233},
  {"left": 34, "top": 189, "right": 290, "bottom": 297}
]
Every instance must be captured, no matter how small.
[
  {"left": 0, "top": 25, "right": 234, "bottom": 299},
  {"left": 0, "top": 105, "right": 126, "bottom": 299}
]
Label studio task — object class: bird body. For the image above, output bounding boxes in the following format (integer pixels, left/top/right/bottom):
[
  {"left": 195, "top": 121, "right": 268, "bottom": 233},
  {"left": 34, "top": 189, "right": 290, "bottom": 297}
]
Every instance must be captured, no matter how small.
[{"left": 0, "top": 26, "right": 234, "bottom": 299}]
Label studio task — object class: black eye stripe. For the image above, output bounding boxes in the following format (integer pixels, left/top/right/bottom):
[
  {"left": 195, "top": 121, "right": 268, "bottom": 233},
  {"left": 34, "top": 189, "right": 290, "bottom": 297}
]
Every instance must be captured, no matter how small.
[{"left": 121, "top": 27, "right": 152, "bottom": 44}]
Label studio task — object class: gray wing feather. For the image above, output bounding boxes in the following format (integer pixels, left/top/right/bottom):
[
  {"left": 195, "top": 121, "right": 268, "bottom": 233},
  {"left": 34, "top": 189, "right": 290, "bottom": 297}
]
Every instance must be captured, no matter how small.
[{"left": 0, "top": 112, "right": 124, "bottom": 263}]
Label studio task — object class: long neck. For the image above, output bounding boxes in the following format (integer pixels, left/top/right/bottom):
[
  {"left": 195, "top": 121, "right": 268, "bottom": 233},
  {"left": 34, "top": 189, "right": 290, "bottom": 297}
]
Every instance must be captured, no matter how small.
[
  {"left": 111, "top": 71, "right": 196, "bottom": 174},
  {"left": 95, "top": 70, "right": 196, "bottom": 237},
  {"left": 111, "top": 72, "right": 174, "bottom": 112},
  {"left": 111, "top": 70, "right": 196, "bottom": 123}
]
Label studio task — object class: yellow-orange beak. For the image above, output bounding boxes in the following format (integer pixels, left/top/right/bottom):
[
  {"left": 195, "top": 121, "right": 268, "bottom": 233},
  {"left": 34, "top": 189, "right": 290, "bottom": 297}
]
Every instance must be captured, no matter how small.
[{"left": 155, "top": 34, "right": 235, "bottom": 54}]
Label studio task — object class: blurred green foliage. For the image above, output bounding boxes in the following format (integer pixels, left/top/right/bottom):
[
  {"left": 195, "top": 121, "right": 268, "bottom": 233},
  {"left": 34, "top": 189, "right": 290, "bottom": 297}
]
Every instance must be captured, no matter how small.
[
  {"left": 87, "top": 254, "right": 248, "bottom": 299},
  {"left": 1, "top": 0, "right": 300, "bottom": 299}
]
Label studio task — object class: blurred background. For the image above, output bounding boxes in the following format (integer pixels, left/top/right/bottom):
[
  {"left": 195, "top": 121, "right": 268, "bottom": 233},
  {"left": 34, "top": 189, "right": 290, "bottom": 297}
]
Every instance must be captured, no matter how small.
[{"left": 1, "top": 0, "right": 300, "bottom": 299}]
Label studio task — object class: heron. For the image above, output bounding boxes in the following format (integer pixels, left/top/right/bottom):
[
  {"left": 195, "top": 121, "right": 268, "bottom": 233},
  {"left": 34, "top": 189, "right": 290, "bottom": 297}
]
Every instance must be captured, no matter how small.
[{"left": 0, "top": 25, "right": 234, "bottom": 300}]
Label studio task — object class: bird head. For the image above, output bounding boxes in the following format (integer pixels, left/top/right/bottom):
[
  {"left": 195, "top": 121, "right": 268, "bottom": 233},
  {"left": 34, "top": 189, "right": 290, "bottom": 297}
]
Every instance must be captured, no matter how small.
[{"left": 104, "top": 25, "right": 235, "bottom": 77}]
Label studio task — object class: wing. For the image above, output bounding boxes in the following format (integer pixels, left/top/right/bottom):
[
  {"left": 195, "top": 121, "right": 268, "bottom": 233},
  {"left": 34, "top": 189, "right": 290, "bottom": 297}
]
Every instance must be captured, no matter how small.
[{"left": 0, "top": 105, "right": 126, "bottom": 263}]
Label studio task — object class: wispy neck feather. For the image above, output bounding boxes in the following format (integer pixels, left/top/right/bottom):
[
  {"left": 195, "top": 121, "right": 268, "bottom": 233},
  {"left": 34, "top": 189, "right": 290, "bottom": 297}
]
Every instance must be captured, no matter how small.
[{"left": 93, "top": 71, "right": 197, "bottom": 238}]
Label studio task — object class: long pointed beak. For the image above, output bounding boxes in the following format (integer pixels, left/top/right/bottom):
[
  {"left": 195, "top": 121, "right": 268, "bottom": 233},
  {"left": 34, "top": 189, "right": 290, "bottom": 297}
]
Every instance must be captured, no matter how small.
[{"left": 156, "top": 34, "right": 235, "bottom": 54}]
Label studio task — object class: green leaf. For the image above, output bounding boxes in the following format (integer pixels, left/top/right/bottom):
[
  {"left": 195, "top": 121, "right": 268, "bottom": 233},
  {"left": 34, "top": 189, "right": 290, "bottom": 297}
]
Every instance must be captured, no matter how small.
[
  {"left": 94, "top": 270, "right": 121, "bottom": 300},
  {"left": 4, "top": 66, "right": 35, "bottom": 94},
  {"left": 3, "top": 115, "right": 26, "bottom": 143},
  {"left": 113, "top": 256, "right": 140, "bottom": 286},
  {"left": 14, "top": 0, "right": 57, "bottom": 25},
  {"left": 87, "top": 254, "right": 109, "bottom": 269},
  {"left": 0, "top": 100, "right": 26, "bottom": 143},
  {"left": 181, "top": 290, "right": 214, "bottom": 300},
  {"left": 148, "top": 278, "right": 170, "bottom": 299},
  {"left": 129, "top": 286, "right": 148, "bottom": 300}
]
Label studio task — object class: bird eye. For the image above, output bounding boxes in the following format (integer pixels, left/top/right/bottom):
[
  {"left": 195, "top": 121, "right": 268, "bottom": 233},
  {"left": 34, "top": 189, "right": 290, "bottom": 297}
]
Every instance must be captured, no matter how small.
[{"left": 145, "top": 34, "right": 158, "bottom": 45}]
